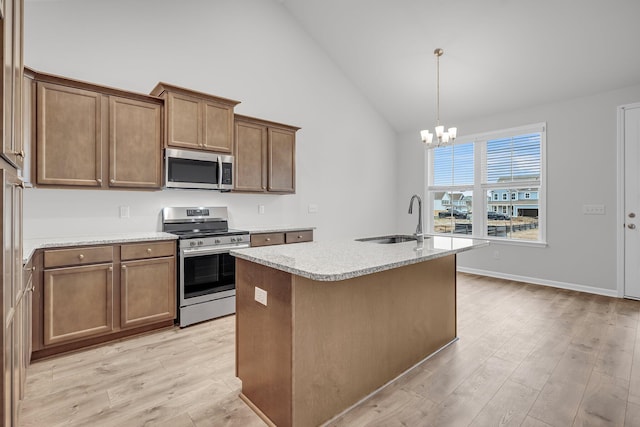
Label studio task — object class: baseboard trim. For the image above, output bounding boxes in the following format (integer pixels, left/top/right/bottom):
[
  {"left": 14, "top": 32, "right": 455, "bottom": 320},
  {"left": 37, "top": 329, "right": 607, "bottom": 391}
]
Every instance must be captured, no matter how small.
[{"left": 456, "top": 266, "right": 619, "bottom": 298}]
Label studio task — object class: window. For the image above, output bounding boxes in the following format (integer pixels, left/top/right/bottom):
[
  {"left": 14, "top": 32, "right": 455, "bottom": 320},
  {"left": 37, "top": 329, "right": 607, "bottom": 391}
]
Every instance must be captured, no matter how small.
[{"left": 428, "top": 123, "right": 545, "bottom": 243}]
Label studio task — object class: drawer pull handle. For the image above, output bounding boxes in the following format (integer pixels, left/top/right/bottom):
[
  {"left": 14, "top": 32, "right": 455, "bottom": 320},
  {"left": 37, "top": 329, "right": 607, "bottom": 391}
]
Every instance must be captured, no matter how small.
[
  {"left": 298, "top": 235, "right": 302, "bottom": 239},
  {"left": 147, "top": 248, "right": 152, "bottom": 254},
  {"left": 78, "top": 254, "right": 85, "bottom": 260}
]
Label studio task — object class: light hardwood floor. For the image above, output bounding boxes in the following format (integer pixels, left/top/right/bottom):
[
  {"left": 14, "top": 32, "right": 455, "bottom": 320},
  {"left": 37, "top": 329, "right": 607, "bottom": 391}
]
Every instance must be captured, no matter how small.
[{"left": 20, "top": 273, "right": 640, "bottom": 426}]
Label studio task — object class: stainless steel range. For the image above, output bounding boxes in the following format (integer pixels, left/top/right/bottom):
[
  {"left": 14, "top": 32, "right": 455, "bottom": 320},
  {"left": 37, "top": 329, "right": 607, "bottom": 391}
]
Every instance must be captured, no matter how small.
[{"left": 162, "top": 206, "right": 249, "bottom": 327}]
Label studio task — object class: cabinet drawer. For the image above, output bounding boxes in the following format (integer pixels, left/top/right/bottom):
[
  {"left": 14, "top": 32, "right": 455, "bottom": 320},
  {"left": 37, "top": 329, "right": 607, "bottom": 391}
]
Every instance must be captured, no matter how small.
[
  {"left": 285, "top": 230, "right": 313, "bottom": 244},
  {"left": 44, "top": 246, "right": 113, "bottom": 268},
  {"left": 121, "top": 241, "right": 175, "bottom": 261},
  {"left": 250, "top": 232, "right": 285, "bottom": 247}
]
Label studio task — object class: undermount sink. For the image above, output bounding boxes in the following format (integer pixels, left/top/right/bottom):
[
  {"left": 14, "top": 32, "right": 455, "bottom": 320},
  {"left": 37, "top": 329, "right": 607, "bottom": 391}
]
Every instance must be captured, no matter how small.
[{"left": 355, "top": 234, "right": 423, "bottom": 244}]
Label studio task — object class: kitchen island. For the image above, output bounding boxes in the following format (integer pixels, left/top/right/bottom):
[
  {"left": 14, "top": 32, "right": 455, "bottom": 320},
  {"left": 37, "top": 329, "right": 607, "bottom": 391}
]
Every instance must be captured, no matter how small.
[{"left": 230, "top": 235, "right": 488, "bottom": 427}]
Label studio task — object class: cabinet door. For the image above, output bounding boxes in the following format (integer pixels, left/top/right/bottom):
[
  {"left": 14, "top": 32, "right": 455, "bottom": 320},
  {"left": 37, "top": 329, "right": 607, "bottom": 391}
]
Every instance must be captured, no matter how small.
[
  {"left": 43, "top": 263, "right": 113, "bottom": 346},
  {"left": 166, "top": 91, "right": 201, "bottom": 150},
  {"left": 20, "top": 264, "right": 32, "bottom": 400},
  {"left": 36, "top": 82, "right": 102, "bottom": 186},
  {"left": 1, "top": 0, "right": 17, "bottom": 167},
  {"left": 109, "top": 96, "right": 162, "bottom": 188},
  {"left": 11, "top": 0, "right": 23, "bottom": 170},
  {"left": 120, "top": 257, "right": 175, "bottom": 329},
  {"left": 268, "top": 127, "right": 296, "bottom": 193},
  {"left": 2, "top": 169, "right": 19, "bottom": 320},
  {"left": 203, "top": 100, "right": 233, "bottom": 153},
  {"left": 235, "top": 120, "right": 267, "bottom": 192},
  {"left": 3, "top": 314, "right": 14, "bottom": 427}
]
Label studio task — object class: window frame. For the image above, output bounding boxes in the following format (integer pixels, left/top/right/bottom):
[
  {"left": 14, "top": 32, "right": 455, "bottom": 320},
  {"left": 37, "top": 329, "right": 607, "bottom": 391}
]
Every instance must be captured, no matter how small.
[{"left": 426, "top": 122, "right": 547, "bottom": 246}]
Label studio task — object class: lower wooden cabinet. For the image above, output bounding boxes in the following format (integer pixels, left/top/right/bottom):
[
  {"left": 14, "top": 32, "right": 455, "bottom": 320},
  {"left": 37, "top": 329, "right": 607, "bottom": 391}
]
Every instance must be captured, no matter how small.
[
  {"left": 33, "top": 240, "right": 176, "bottom": 359},
  {"left": 250, "top": 229, "right": 313, "bottom": 247},
  {"left": 43, "top": 263, "right": 114, "bottom": 346},
  {"left": 121, "top": 256, "right": 175, "bottom": 329}
]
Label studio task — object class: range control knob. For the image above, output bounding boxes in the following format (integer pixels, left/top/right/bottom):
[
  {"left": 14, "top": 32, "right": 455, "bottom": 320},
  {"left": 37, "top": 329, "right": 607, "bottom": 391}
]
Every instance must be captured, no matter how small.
[
  {"left": 197, "top": 240, "right": 204, "bottom": 246},
  {"left": 190, "top": 241, "right": 196, "bottom": 247},
  {"left": 231, "top": 237, "right": 237, "bottom": 243},
  {"left": 215, "top": 239, "right": 221, "bottom": 244},
  {"left": 237, "top": 236, "right": 243, "bottom": 242}
]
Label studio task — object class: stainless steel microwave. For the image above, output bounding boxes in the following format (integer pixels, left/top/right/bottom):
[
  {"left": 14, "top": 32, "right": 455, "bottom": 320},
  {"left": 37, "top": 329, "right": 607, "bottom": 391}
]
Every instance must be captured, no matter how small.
[{"left": 165, "top": 148, "right": 234, "bottom": 191}]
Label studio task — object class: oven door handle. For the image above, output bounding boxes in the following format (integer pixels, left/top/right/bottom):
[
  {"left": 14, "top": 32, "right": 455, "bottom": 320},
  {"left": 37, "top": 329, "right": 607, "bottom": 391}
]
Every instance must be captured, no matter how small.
[{"left": 181, "top": 244, "right": 249, "bottom": 257}]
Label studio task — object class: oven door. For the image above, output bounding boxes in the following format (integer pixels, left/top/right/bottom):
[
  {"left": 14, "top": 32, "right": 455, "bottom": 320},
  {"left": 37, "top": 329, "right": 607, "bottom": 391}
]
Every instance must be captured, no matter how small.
[{"left": 179, "top": 245, "right": 245, "bottom": 306}]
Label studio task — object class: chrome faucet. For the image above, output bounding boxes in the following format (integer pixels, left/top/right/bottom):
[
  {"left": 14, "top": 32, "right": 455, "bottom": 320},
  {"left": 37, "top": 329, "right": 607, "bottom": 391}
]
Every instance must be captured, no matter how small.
[{"left": 408, "top": 194, "right": 424, "bottom": 243}]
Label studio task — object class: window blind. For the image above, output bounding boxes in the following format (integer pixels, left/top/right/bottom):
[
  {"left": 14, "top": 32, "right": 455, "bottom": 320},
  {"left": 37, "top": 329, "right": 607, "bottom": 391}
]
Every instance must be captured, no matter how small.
[
  {"left": 432, "top": 142, "right": 474, "bottom": 186},
  {"left": 483, "top": 133, "right": 541, "bottom": 184}
]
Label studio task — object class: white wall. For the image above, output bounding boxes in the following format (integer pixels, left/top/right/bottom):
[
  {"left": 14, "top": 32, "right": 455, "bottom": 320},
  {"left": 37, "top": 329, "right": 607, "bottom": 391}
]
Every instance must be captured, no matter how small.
[
  {"left": 397, "top": 83, "right": 640, "bottom": 295},
  {"left": 23, "top": 0, "right": 398, "bottom": 241}
]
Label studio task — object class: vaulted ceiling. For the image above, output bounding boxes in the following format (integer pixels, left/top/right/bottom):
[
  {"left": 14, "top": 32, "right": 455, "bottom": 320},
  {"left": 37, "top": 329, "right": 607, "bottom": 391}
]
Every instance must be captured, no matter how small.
[{"left": 281, "top": 0, "right": 640, "bottom": 133}]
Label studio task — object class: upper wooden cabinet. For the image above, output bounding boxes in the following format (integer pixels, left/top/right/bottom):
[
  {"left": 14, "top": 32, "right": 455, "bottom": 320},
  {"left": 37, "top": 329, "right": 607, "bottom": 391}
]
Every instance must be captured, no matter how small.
[
  {"left": 31, "top": 69, "right": 163, "bottom": 189},
  {"left": 234, "top": 115, "right": 299, "bottom": 194},
  {"left": 1, "top": 0, "right": 24, "bottom": 169},
  {"left": 150, "top": 83, "right": 240, "bottom": 153}
]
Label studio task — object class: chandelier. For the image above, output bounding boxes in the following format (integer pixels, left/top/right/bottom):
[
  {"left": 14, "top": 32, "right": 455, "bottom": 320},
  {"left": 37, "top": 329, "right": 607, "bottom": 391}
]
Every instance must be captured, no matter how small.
[{"left": 420, "top": 48, "right": 457, "bottom": 146}]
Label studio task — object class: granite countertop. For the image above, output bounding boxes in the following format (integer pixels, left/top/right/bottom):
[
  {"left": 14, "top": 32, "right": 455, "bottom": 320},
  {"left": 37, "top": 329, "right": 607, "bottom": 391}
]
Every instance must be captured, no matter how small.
[
  {"left": 230, "top": 235, "right": 489, "bottom": 282},
  {"left": 23, "top": 232, "right": 178, "bottom": 264}
]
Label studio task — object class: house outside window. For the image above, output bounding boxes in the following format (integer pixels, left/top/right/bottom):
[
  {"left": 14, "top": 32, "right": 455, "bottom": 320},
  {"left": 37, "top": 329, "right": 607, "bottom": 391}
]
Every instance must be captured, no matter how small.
[{"left": 428, "top": 123, "right": 546, "bottom": 243}]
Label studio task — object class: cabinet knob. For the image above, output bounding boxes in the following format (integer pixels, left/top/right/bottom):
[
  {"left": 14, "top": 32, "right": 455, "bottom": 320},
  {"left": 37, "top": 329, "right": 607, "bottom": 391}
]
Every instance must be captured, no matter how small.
[
  {"left": 78, "top": 254, "right": 85, "bottom": 260},
  {"left": 108, "top": 266, "right": 113, "bottom": 272},
  {"left": 122, "top": 265, "right": 127, "bottom": 270},
  {"left": 16, "top": 150, "right": 24, "bottom": 158},
  {"left": 32, "top": 266, "right": 36, "bottom": 271},
  {"left": 147, "top": 248, "right": 152, "bottom": 254},
  {"left": 265, "top": 238, "right": 271, "bottom": 242},
  {"left": 96, "top": 179, "right": 102, "bottom": 184},
  {"left": 110, "top": 179, "right": 115, "bottom": 184},
  {"left": 298, "top": 235, "right": 302, "bottom": 239}
]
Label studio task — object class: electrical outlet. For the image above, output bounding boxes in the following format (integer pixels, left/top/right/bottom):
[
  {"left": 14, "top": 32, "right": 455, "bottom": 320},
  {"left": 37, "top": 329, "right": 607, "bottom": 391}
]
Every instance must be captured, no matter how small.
[
  {"left": 493, "top": 250, "right": 500, "bottom": 260},
  {"left": 583, "top": 204, "right": 605, "bottom": 215},
  {"left": 258, "top": 205, "right": 265, "bottom": 214},
  {"left": 254, "top": 286, "right": 267, "bottom": 306},
  {"left": 308, "top": 204, "right": 319, "bottom": 214},
  {"left": 119, "top": 206, "right": 130, "bottom": 218}
]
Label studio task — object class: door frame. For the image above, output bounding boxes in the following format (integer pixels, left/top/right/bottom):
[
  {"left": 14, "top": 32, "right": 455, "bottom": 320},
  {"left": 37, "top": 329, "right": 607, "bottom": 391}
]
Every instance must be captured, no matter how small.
[{"left": 616, "top": 102, "right": 640, "bottom": 298}]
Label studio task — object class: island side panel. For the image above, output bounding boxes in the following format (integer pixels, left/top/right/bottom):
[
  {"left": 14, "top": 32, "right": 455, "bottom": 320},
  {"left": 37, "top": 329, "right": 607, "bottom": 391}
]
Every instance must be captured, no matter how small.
[
  {"left": 291, "top": 254, "right": 457, "bottom": 427},
  {"left": 236, "top": 258, "right": 293, "bottom": 427}
]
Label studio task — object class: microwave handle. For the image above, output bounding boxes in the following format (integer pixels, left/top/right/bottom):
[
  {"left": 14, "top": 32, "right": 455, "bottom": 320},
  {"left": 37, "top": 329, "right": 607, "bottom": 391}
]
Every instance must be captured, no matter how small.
[{"left": 218, "top": 155, "right": 223, "bottom": 189}]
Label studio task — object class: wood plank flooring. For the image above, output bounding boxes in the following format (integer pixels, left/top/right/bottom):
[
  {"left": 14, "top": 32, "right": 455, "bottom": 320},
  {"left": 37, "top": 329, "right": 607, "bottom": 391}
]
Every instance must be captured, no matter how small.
[{"left": 19, "top": 273, "right": 640, "bottom": 426}]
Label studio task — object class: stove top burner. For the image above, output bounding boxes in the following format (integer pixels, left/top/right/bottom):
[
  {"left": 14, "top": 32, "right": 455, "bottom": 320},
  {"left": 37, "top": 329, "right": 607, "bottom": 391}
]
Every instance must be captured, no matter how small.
[
  {"left": 171, "top": 228, "right": 248, "bottom": 240},
  {"left": 162, "top": 206, "right": 249, "bottom": 244}
]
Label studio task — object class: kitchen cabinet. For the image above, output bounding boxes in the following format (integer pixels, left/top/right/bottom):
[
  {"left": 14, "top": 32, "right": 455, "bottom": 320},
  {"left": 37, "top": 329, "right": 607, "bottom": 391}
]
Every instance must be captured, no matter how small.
[
  {"left": 250, "top": 229, "right": 313, "bottom": 247},
  {"left": 234, "top": 115, "right": 299, "bottom": 194},
  {"left": 1, "top": 0, "right": 25, "bottom": 424},
  {"left": 150, "top": 82, "right": 240, "bottom": 153},
  {"left": 33, "top": 70, "right": 163, "bottom": 189},
  {"left": 1, "top": 164, "right": 23, "bottom": 427},
  {"left": 32, "top": 239, "right": 176, "bottom": 359},
  {"left": 43, "top": 247, "right": 115, "bottom": 346},
  {"left": 120, "top": 241, "right": 176, "bottom": 329},
  {"left": 1, "top": 0, "right": 23, "bottom": 170}
]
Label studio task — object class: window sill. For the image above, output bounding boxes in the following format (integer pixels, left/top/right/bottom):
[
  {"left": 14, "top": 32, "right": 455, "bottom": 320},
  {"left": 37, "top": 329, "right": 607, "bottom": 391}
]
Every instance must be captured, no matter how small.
[{"left": 429, "top": 233, "right": 548, "bottom": 248}]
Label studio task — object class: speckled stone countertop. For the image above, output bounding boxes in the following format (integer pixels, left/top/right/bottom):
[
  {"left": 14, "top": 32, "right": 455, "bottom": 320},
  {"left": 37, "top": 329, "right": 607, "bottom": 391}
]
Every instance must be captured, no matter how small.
[
  {"left": 230, "top": 235, "right": 489, "bottom": 281},
  {"left": 23, "top": 232, "right": 178, "bottom": 264}
]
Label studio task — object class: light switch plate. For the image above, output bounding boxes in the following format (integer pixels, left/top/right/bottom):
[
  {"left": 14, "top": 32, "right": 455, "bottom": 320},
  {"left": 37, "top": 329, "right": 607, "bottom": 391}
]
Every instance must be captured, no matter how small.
[
  {"left": 254, "top": 286, "right": 267, "bottom": 306},
  {"left": 583, "top": 204, "right": 605, "bottom": 215},
  {"left": 308, "top": 204, "right": 319, "bottom": 213}
]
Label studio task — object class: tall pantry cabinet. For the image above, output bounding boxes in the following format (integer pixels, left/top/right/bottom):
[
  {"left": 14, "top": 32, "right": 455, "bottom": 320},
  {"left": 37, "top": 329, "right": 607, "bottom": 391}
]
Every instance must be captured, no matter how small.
[{"left": 1, "top": 0, "right": 26, "bottom": 425}]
